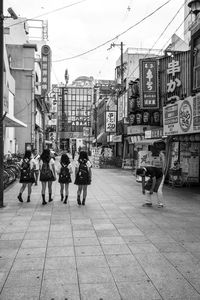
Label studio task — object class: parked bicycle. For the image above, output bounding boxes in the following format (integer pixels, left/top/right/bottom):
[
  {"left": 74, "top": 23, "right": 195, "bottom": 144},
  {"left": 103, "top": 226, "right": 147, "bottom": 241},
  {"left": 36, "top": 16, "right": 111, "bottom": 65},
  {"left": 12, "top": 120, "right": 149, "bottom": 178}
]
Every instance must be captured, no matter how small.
[{"left": 3, "top": 154, "right": 22, "bottom": 189}]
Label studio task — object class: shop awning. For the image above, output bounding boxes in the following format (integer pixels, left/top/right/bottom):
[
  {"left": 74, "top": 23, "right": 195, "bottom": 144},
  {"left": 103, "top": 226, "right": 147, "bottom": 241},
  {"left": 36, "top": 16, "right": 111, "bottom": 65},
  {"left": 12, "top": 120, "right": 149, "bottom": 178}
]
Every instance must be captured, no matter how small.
[
  {"left": 3, "top": 112, "right": 27, "bottom": 127},
  {"left": 134, "top": 138, "right": 164, "bottom": 145}
]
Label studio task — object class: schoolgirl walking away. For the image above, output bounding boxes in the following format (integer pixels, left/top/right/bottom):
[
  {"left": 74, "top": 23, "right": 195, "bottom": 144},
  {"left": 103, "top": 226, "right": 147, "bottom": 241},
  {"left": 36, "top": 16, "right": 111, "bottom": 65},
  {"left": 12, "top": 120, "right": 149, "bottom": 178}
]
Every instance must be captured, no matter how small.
[
  {"left": 74, "top": 151, "right": 92, "bottom": 206},
  {"left": 57, "top": 153, "right": 73, "bottom": 204},
  {"left": 17, "top": 150, "right": 36, "bottom": 203},
  {"left": 39, "top": 149, "right": 56, "bottom": 205},
  {"left": 32, "top": 148, "right": 40, "bottom": 185}
]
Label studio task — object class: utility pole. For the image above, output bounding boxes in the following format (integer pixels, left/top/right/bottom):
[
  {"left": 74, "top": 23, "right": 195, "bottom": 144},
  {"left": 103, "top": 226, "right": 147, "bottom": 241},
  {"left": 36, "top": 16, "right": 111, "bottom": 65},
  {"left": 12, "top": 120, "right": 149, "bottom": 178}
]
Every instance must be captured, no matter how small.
[
  {"left": 120, "top": 41, "right": 124, "bottom": 90},
  {"left": 0, "top": 0, "right": 4, "bottom": 207},
  {"left": 108, "top": 41, "right": 124, "bottom": 158},
  {"left": 108, "top": 42, "right": 124, "bottom": 89}
]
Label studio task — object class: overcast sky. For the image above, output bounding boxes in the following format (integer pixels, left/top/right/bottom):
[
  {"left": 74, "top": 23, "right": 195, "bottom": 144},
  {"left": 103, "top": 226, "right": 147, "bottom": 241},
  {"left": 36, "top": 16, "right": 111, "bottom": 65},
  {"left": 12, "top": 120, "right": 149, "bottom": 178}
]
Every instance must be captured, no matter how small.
[{"left": 5, "top": 0, "right": 185, "bottom": 84}]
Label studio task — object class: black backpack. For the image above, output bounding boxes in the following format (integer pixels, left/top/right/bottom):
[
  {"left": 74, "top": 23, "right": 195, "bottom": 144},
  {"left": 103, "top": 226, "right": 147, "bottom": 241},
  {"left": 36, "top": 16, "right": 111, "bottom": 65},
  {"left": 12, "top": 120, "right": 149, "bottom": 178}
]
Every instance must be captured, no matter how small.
[
  {"left": 78, "top": 160, "right": 89, "bottom": 181},
  {"left": 40, "top": 161, "right": 53, "bottom": 181},
  {"left": 20, "top": 159, "right": 31, "bottom": 182},
  {"left": 59, "top": 164, "right": 71, "bottom": 183}
]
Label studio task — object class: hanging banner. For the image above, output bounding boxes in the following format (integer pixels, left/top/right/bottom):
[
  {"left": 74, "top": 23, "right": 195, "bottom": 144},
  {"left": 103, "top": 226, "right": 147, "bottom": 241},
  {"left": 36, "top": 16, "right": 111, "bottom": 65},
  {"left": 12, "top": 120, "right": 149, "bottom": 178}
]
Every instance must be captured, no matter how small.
[
  {"left": 105, "top": 111, "right": 116, "bottom": 133},
  {"left": 140, "top": 59, "right": 159, "bottom": 109}
]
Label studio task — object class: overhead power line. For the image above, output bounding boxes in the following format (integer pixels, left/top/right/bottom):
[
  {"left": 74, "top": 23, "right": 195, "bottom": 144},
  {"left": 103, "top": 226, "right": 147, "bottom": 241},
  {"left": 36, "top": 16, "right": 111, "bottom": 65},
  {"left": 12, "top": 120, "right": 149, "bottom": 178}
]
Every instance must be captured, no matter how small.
[
  {"left": 148, "top": 2, "right": 185, "bottom": 56},
  {"left": 128, "top": 3, "right": 187, "bottom": 79},
  {"left": 53, "top": 0, "right": 173, "bottom": 62},
  {"left": 7, "top": 0, "right": 87, "bottom": 28},
  {"left": 158, "top": 11, "right": 191, "bottom": 55}
]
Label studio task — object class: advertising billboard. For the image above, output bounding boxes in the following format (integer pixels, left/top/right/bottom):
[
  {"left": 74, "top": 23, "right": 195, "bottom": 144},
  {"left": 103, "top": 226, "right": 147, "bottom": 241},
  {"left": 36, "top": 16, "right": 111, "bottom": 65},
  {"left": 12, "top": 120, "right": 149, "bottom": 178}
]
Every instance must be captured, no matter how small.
[{"left": 163, "top": 94, "right": 200, "bottom": 136}]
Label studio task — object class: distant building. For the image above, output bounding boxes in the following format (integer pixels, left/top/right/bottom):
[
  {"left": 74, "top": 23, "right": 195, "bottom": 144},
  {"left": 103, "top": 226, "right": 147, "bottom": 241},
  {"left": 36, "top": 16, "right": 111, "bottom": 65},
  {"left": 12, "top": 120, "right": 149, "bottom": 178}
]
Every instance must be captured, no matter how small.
[
  {"left": 115, "top": 47, "right": 161, "bottom": 89},
  {"left": 56, "top": 76, "right": 94, "bottom": 152}
]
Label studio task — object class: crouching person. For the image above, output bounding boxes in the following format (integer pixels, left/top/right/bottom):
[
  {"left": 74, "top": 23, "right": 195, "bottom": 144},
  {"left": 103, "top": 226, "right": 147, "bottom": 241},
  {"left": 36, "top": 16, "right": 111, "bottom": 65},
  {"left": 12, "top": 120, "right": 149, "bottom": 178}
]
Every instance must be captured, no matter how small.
[{"left": 136, "top": 166, "right": 164, "bottom": 208}]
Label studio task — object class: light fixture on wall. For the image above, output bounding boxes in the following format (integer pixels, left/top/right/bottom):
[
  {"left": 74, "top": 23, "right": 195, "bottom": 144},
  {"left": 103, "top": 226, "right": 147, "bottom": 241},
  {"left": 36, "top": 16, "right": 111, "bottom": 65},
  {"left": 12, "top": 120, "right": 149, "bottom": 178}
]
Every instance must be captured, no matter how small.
[{"left": 188, "top": 0, "right": 200, "bottom": 16}]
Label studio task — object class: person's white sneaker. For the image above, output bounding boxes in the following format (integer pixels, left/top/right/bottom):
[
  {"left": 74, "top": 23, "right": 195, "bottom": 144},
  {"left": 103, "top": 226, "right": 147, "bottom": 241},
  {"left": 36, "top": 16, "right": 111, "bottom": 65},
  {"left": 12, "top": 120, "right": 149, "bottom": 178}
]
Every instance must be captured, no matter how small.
[{"left": 157, "top": 203, "right": 164, "bottom": 208}]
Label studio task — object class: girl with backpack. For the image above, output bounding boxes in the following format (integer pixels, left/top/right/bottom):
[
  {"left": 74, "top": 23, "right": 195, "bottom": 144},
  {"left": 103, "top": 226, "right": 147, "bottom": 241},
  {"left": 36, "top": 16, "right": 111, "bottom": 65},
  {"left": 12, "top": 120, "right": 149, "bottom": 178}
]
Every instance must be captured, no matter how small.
[
  {"left": 39, "top": 149, "right": 56, "bottom": 205},
  {"left": 57, "top": 153, "right": 73, "bottom": 204},
  {"left": 74, "top": 151, "right": 92, "bottom": 206},
  {"left": 17, "top": 150, "right": 36, "bottom": 203}
]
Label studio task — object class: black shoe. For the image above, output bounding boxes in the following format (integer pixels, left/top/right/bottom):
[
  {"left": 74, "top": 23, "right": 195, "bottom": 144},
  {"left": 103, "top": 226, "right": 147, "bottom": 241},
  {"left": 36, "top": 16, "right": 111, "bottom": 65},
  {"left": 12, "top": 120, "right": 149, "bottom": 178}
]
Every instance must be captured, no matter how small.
[
  {"left": 34, "top": 183, "right": 38, "bottom": 186},
  {"left": 18, "top": 194, "right": 23, "bottom": 203},
  {"left": 61, "top": 195, "right": 64, "bottom": 202},
  {"left": 77, "top": 196, "right": 81, "bottom": 205},
  {"left": 63, "top": 196, "right": 68, "bottom": 204},
  {"left": 82, "top": 199, "right": 85, "bottom": 205},
  {"left": 142, "top": 203, "right": 152, "bottom": 207},
  {"left": 27, "top": 197, "right": 30, "bottom": 203},
  {"left": 42, "top": 201, "right": 47, "bottom": 205},
  {"left": 49, "top": 193, "right": 53, "bottom": 202}
]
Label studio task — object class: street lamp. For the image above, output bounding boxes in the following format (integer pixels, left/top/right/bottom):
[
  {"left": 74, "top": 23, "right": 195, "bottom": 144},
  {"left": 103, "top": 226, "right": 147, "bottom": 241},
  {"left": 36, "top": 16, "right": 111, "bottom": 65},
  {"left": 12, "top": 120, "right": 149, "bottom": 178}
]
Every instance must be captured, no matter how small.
[
  {"left": 188, "top": 0, "right": 200, "bottom": 16},
  {"left": 0, "top": 5, "right": 18, "bottom": 208}
]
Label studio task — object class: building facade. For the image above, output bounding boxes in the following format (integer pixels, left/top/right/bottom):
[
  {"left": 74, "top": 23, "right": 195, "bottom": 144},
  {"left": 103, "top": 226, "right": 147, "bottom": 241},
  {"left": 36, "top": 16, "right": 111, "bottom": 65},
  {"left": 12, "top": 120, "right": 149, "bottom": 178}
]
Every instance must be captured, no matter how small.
[
  {"left": 5, "top": 17, "right": 51, "bottom": 153},
  {"left": 56, "top": 76, "right": 93, "bottom": 152}
]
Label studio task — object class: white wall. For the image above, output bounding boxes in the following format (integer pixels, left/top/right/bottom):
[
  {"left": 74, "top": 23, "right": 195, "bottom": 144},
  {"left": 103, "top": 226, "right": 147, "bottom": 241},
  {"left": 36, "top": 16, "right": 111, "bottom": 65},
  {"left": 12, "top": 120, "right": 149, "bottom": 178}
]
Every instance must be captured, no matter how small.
[{"left": 4, "top": 91, "right": 16, "bottom": 155}]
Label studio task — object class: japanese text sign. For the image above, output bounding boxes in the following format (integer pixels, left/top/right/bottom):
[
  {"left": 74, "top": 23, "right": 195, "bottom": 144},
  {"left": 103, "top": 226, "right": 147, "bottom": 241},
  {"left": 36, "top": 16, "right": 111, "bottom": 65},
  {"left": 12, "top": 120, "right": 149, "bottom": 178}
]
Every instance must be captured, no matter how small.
[
  {"left": 166, "top": 59, "right": 181, "bottom": 103},
  {"left": 105, "top": 111, "right": 116, "bottom": 133},
  {"left": 41, "top": 45, "right": 51, "bottom": 96},
  {"left": 163, "top": 94, "right": 200, "bottom": 136},
  {"left": 118, "top": 92, "right": 128, "bottom": 121},
  {"left": 140, "top": 59, "right": 159, "bottom": 109}
]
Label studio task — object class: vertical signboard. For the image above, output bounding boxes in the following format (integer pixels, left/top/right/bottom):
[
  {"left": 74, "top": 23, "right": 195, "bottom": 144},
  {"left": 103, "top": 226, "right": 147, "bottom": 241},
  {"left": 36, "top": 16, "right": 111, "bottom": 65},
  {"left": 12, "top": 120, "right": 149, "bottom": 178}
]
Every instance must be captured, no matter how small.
[
  {"left": 118, "top": 95, "right": 124, "bottom": 121},
  {"left": 117, "top": 92, "right": 128, "bottom": 121},
  {"left": 105, "top": 111, "right": 116, "bottom": 133},
  {"left": 41, "top": 45, "right": 51, "bottom": 96},
  {"left": 140, "top": 59, "right": 159, "bottom": 109}
]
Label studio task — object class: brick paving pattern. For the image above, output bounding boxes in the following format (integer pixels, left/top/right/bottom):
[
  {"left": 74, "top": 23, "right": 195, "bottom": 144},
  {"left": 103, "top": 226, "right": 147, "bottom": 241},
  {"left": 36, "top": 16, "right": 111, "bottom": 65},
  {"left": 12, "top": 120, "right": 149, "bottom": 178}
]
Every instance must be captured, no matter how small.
[{"left": 0, "top": 162, "right": 200, "bottom": 299}]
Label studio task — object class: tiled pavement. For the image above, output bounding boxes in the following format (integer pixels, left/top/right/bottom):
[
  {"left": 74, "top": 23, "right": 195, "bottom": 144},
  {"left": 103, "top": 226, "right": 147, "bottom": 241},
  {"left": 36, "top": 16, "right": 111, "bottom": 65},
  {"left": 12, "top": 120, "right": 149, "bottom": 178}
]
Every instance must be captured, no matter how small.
[{"left": 0, "top": 163, "right": 200, "bottom": 299}]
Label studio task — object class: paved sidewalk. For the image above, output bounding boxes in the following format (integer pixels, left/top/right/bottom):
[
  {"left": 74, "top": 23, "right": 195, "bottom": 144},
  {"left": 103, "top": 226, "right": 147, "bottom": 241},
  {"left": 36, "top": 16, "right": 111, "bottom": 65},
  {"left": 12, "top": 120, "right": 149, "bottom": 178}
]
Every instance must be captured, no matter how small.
[{"left": 0, "top": 166, "right": 200, "bottom": 300}]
